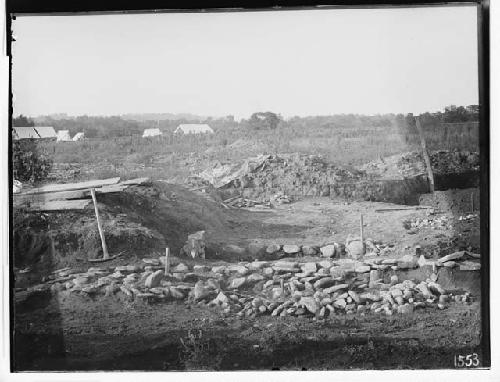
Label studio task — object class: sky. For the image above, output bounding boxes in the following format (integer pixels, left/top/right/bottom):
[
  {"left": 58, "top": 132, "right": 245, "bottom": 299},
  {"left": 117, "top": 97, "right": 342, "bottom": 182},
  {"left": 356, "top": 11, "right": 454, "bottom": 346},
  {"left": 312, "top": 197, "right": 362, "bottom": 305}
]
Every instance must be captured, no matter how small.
[{"left": 11, "top": 6, "right": 479, "bottom": 120}]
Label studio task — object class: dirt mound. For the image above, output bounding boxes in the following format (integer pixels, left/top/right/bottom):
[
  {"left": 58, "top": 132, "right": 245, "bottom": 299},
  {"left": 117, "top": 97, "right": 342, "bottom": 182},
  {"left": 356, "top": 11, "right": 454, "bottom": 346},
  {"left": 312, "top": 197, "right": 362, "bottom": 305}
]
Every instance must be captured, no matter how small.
[{"left": 13, "top": 182, "right": 236, "bottom": 277}]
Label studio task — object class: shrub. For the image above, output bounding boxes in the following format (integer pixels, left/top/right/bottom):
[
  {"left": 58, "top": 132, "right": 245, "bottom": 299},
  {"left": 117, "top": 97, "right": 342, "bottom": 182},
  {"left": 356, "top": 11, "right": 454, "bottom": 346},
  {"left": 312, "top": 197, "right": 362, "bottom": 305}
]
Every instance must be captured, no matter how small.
[{"left": 12, "top": 139, "right": 53, "bottom": 183}]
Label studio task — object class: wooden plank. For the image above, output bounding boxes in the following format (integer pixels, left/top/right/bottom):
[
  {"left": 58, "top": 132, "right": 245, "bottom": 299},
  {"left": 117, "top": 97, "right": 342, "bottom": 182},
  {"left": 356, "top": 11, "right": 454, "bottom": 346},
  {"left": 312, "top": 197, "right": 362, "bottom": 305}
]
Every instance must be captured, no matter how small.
[
  {"left": 26, "top": 199, "right": 91, "bottom": 212},
  {"left": 120, "top": 177, "right": 149, "bottom": 186},
  {"left": 375, "top": 206, "right": 434, "bottom": 212},
  {"left": 415, "top": 117, "right": 435, "bottom": 193},
  {"left": 20, "top": 177, "right": 121, "bottom": 195},
  {"left": 14, "top": 184, "right": 127, "bottom": 204}
]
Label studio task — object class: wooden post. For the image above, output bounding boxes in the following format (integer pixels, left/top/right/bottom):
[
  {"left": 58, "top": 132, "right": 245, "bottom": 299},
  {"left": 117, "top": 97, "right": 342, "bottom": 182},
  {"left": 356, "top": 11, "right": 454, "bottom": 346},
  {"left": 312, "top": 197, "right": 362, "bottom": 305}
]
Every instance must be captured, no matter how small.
[
  {"left": 360, "top": 214, "right": 365, "bottom": 255},
  {"left": 415, "top": 116, "right": 435, "bottom": 193},
  {"left": 280, "top": 279, "right": 284, "bottom": 296},
  {"left": 164, "top": 247, "right": 170, "bottom": 274},
  {"left": 90, "top": 188, "right": 109, "bottom": 260}
]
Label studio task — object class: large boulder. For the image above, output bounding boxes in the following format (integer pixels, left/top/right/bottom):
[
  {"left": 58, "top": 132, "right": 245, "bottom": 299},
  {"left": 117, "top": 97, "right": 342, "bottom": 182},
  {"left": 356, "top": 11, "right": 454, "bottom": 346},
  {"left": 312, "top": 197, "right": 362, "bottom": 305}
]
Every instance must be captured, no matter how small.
[
  {"left": 345, "top": 235, "right": 364, "bottom": 259},
  {"left": 320, "top": 244, "right": 336, "bottom": 258},
  {"left": 193, "top": 280, "right": 216, "bottom": 301},
  {"left": 145, "top": 270, "right": 164, "bottom": 288},
  {"left": 181, "top": 231, "right": 206, "bottom": 259}
]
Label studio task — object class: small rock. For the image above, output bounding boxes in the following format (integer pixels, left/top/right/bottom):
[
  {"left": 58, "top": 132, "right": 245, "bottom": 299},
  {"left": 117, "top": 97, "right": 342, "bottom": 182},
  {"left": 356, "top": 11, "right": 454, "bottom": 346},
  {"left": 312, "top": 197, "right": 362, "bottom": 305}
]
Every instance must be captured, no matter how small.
[
  {"left": 283, "top": 244, "right": 301, "bottom": 254},
  {"left": 116, "top": 265, "right": 140, "bottom": 272},
  {"left": 397, "top": 254, "right": 417, "bottom": 269},
  {"left": 193, "top": 281, "right": 215, "bottom": 301},
  {"left": 381, "top": 258, "right": 397, "bottom": 265},
  {"left": 229, "top": 277, "right": 247, "bottom": 289},
  {"left": 248, "top": 261, "right": 269, "bottom": 270},
  {"left": 333, "top": 298, "right": 347, "bottom": 309},
  {"left": 318, "top": 260, "right": 333, "bottom": 270},
  {"left": 302, "top": 246, "right": 318, "bottom": 256},
  {"left": 273, "top": 262, "right": 299, "bottom": 273},
  {"left": 266, "top": 244, "right": 281, "bottom": 254},
  {"left": 247, "top": 273, "right": 265, "bottom": 283},
  {"left": 302, "top": 262, "right": 318, "bottom": 274},
  {"left": 193, "top": 265, "right": 210, "bottom": 273},
  {"left": 172, "top": 263, "right": 189, "bottom": 273},
  {"left": 320, "top": 244, "right": 336, "bottom": 258},
  {"left": 313, "top": 277, "right": 336, "bottom": 289},
  {"left": 355, "top": 265, "right": 371, "bottom": 273},
  {"left": 300, "top": 296, "right": 320, "bottom": 314},
  {"left": 397, "top": 304, "right": 414, "bottom": 314},
  {"left": 211, "top": 265, "right": 227, "bottom": 274},
  {"left": 323, "top": 284, "right": 348, "bottom": 294},
  {"left": 212, "top": 291, "right": 229, "bottom": 305},
  {"left": 437, "top": 251, "right": 467, "bottom": 264},
  {"left": 227, "top": 264, "right": 249, "bottom": 275}
]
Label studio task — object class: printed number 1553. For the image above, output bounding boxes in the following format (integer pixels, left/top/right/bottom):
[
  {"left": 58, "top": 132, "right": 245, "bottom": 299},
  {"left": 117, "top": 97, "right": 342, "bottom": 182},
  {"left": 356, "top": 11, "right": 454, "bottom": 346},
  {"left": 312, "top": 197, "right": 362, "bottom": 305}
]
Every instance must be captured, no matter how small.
[{"left": 454, "top": 353, "right": 480, "bottom": 367}]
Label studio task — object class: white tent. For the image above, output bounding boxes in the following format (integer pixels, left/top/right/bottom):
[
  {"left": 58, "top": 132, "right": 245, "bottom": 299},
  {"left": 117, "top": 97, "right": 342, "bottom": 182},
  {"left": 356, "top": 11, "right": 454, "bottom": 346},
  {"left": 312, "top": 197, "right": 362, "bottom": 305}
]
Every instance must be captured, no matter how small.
[
  {"left": 56, "top": 130, "right": 72, "bottom": 142},
  {"left": 34, "top": 126, "right": 57, "bottom": 139},
  {"left": 13, "top": 126, "right": 39, "bottom": 140},
  {"left": 174, "top": 124, "right": 214, "bottom": 134},
  {"left": 72, "top": 132, "right": 85, "bottom": 141},
  {"left": 142, "top": 128, "right": 162, "bottom": 138}
]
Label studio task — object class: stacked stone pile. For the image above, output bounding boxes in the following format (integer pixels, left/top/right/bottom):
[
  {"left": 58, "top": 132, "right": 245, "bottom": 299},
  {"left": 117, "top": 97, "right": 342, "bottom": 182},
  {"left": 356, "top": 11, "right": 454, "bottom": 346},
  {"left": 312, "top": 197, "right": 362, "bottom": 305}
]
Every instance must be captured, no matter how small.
[
  {"left": 16, "top": 250, "right": 480, "bottom": 318},
  {"left": 202, "top": 153, "right": 364, "bottom": 200}
]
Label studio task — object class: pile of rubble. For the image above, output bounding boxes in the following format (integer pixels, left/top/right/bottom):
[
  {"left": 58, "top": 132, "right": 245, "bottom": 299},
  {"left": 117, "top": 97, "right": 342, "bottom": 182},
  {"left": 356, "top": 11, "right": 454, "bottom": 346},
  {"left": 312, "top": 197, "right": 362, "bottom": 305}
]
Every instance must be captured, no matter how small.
[
  {"left": 15, "top": 250, "right": 480, "bottom": 319},
  {"left": 360, "top": 150, "right": 479, "bottom": 180},
  {"left": 198, "top": 153, "right": 364, "bottom": 200},
  {"left": 403, "top": 213, "right": 478, "bottom": 233},
  {"left": 222, "top": 196, "right": 272, "bottom": 209},
  {"left": 404, "top": 215, "right": 452, "bottom": 231}
]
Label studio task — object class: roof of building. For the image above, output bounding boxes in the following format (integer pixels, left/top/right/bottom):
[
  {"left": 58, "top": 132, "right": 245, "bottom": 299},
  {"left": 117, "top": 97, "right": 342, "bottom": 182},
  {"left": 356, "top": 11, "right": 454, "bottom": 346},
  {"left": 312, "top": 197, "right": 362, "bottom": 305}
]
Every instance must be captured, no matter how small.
[
  {"left": 174, "top": 123, "right": 214, "bottom": 134},
  {"left": 13, "top": 126, "right": 40, "bottom": 139},
  {"left": 34, "top": 126, "right": 57, "bottom": 139}
]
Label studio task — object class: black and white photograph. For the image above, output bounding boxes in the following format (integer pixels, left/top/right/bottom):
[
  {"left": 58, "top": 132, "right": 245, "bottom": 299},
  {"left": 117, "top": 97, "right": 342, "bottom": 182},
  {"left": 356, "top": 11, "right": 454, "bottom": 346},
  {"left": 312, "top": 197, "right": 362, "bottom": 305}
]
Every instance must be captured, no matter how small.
[{"left": 4, "top": 0, "right": 491, "bottom": 374}]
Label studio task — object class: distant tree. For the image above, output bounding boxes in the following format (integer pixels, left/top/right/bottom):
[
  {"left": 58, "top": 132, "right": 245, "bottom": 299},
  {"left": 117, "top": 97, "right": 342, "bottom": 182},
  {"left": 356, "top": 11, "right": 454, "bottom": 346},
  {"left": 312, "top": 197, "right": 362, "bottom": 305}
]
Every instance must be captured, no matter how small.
[
  {"left": 12, "top": 115, "right": 34, "bottom": 127},
  {"left": 248, "top": 112, "right": 280, "bottom": 130}
]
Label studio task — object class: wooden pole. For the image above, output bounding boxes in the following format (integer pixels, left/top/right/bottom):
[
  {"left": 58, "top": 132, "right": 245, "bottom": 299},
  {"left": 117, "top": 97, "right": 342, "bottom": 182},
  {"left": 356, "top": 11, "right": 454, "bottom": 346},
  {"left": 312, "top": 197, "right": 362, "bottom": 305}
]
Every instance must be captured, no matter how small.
[
  {"left": 280, "top": 279, "right": 284, "bottom": 296},
  {"left": 90, "top": 188, "right": 109, "bottom": 260},
  {"left": 415, "top": 116, "right": 435, "bottom": 193},
  {"left": 360, "top": 214, "right": 365, "bottom": 255},
  {"left": 164, "top": 247, "right": 170, "bottom": 274}
]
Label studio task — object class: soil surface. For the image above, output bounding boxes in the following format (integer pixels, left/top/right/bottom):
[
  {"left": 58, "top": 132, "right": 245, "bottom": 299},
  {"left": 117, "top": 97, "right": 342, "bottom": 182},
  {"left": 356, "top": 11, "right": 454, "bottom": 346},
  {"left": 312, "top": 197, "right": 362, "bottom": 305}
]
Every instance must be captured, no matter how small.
[
  {"left": 12, "top": 183, "right": 483, "bottom": 371},
  {"left": 14, "top": 292, "right": 482, "bottom": 371}
]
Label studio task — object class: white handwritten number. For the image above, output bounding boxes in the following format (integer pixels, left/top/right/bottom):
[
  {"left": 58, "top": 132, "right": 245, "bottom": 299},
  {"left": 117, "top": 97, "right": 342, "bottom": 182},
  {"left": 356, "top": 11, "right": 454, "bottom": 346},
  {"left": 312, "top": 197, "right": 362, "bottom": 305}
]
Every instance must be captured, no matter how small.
[{"left": 455, "top": 353, "right": 479, "bottom": 367}]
